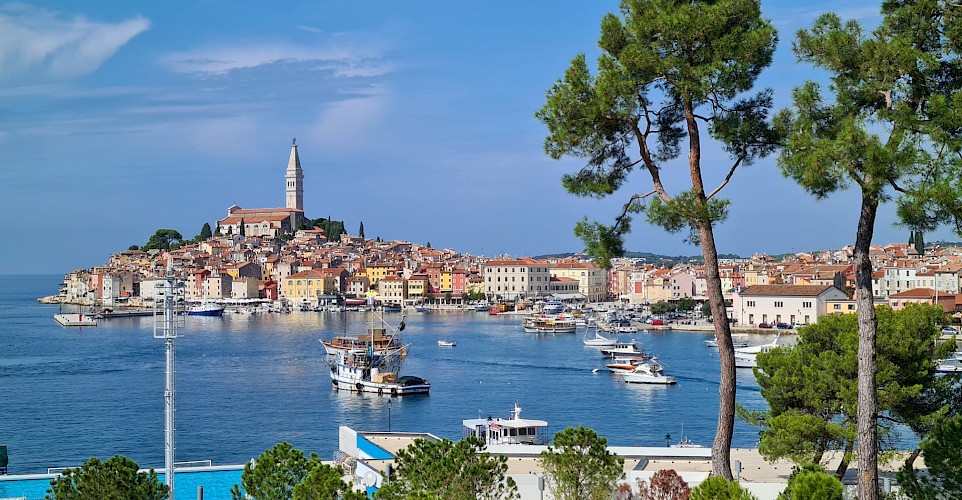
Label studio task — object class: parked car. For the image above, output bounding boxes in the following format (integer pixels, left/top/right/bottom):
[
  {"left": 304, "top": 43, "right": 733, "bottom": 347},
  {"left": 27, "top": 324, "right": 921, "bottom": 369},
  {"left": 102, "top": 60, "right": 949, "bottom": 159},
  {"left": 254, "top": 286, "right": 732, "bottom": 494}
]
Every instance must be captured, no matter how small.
[
  {"left": 651, "top": 319, "right": 665, "bottom": 326},
  {"left": 758, "top": 322, "right": 772, "bottom": 329},
  {"left": 941, "top": 326, "right": 958, "bottom": 335},
  {"left": 776, "top": 322, "right": 791, "bottom": 329}
]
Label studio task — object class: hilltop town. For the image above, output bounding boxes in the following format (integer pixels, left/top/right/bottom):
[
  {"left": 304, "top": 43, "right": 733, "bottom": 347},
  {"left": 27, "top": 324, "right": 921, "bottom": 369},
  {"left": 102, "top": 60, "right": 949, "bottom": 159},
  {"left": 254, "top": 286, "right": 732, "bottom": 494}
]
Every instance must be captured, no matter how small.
[
  {"left": 38, "top": 139, "right": 962, "bottom": 326},
  {"left": 43, "top": 228, "right": 962, "bottom": 329}
]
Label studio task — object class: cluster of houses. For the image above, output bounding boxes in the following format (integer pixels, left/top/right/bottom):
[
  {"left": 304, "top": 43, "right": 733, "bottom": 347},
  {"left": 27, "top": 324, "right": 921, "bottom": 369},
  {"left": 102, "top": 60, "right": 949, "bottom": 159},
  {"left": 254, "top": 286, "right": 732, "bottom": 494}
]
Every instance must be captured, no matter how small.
[{"left": 53, "top": 232, "right": 962, "bottom": 327}]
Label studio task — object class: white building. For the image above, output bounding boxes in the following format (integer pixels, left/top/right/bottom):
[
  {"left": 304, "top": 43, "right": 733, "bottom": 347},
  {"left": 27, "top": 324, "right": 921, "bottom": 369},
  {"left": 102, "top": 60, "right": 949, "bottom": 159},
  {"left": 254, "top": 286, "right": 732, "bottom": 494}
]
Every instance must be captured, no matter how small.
[
  {"left": 734, "top": 284, "right": 848, "bottom": 326},
  {"left": 483, "top": 258, "right": 552, "bottom": 301}
]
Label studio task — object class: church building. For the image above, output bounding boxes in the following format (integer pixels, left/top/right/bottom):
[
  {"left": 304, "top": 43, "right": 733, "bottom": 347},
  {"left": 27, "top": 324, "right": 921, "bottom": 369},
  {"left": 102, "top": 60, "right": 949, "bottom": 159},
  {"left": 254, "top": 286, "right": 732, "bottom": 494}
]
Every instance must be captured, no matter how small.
[{"left": 217, "top": 139, "right": 306, "bottom": 238}]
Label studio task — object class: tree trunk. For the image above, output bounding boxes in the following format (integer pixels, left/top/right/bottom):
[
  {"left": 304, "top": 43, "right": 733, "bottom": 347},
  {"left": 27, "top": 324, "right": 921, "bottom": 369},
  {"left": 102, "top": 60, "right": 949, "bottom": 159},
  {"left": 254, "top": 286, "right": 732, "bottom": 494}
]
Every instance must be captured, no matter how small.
[
  {"left": 854, "top": 191, "right": 880, "bottom": 500},
  {"left": 699, "top": 221, "right": 736, "bottom": 480},
  {"left": 835, "top": 436, "right": 854, "bottom": 478},
  {"left": 683, "top": 99, "right": 734, "bottom": 480}
]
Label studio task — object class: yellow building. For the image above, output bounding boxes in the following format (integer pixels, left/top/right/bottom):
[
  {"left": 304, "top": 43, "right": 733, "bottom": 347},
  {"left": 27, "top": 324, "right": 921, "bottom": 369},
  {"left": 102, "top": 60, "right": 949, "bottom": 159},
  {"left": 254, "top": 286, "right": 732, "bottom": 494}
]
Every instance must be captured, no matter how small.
[
  {"left": 285, "top": 269, "right": 338, "bottom": 304},
  {"left": 366, "top": 262, "right": 401, "bottom": 286},
  {"left": 549, "top": 262, "right": 608, "bottom": 302},
  {"left": 407, "top": 275, "right": 430, "bottom": 300}
]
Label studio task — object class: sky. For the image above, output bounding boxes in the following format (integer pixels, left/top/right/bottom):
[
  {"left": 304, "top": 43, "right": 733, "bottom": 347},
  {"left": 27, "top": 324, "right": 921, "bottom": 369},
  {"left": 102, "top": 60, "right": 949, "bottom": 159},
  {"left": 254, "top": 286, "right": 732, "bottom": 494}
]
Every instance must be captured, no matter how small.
[{"left": 1, "top": 0, "right": 957, "bottom": 275}]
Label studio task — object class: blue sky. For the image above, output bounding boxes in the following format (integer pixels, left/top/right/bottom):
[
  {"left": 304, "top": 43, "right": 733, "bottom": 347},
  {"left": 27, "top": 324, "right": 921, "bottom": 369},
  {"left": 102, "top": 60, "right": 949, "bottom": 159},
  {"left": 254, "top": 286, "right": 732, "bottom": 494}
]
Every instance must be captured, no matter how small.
[{"left": 0, "top": 0, "right": 954, "bottom": 275}]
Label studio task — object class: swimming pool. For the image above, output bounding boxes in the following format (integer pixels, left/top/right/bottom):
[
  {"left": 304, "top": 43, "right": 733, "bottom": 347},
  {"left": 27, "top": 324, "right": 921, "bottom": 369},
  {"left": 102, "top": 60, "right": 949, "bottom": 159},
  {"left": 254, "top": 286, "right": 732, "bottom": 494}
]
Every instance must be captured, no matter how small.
[{"left": 0, "top": 465, "right": 244, "bottom": 500}]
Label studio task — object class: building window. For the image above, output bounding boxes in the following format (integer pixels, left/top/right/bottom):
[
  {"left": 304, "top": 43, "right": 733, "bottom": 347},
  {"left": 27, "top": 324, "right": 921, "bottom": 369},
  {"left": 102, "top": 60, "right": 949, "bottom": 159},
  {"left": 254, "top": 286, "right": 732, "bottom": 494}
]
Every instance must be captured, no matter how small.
[
  {"left": 802, "top": 301, "right": 812, "bottom": 308},
  {"left": 775, "top": 301, "right": 783, "bottom": 307},
  {"left": 747, "top": 300, "right": 755, "bottom": 307},
  {"left": 834, "top": 304, "right": 841, "bottom": 310}
]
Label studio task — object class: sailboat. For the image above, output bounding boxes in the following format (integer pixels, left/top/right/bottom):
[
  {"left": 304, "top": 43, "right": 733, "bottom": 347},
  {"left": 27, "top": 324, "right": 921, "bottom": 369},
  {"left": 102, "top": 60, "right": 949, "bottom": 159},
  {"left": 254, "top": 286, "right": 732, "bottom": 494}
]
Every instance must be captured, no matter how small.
[{"left": 582, "top": 325, "right": 617, "bottom": 347}]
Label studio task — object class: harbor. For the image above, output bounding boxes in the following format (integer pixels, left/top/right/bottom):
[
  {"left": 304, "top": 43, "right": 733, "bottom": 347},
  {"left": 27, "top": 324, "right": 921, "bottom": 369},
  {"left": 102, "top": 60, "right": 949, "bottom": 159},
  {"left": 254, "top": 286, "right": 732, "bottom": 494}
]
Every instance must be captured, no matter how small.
[{"left": 3, "top": 275, "right": 775, "bottom": 478}]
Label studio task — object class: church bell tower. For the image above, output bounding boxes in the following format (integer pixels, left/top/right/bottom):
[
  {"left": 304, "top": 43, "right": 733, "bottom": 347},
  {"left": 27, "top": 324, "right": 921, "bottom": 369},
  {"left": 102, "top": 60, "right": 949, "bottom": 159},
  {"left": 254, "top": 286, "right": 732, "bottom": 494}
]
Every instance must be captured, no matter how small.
[{"left": 286, "top": 138, "right": 304, "bottom": 211}]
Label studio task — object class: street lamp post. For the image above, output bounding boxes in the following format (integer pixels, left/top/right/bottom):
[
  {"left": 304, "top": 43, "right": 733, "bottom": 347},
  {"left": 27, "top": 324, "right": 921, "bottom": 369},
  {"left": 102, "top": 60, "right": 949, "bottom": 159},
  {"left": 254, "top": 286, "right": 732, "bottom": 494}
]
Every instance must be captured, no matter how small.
[{"left": 388, "top": 399, "right": 392, "bottom": 432}]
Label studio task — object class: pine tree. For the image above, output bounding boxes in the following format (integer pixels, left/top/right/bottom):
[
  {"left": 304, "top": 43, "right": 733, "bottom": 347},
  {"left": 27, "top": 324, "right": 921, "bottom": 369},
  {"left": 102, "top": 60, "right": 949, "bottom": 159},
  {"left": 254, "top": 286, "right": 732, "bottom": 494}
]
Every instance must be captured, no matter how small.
[{"left": 359, "top": 221, "right": 365, "bottom": 239}]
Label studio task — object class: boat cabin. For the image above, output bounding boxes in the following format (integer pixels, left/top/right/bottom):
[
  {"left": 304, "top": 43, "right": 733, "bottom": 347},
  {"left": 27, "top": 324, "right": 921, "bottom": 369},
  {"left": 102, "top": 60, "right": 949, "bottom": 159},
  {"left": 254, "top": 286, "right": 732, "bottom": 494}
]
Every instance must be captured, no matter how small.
[{"left": 461, "top": 403, "right": 548, "bottom": 445}]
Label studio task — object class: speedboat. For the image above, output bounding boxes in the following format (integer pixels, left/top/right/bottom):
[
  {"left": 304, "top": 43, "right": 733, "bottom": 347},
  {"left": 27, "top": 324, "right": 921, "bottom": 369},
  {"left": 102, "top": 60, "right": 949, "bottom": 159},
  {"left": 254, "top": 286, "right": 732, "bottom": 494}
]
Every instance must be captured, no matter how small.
[
  {"left": 705, "top": 333, "right": 749, "bottom": 348},
  {"left": 437, "top": 340, "right": 456, "bottom": 347},
  {"left": 734, "top": 333, "right": 782, "bottom": 368},
  {"left": 621, "top": 359, "right": 676, "bottom": 385}
]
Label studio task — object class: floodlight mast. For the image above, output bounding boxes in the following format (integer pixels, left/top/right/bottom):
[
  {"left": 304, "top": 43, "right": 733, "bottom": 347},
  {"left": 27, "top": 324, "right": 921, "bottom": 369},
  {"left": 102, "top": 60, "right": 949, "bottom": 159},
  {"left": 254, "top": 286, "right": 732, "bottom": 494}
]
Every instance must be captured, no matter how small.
[{"left": 154, "top": 257, "right": 184, "bottom": 498}]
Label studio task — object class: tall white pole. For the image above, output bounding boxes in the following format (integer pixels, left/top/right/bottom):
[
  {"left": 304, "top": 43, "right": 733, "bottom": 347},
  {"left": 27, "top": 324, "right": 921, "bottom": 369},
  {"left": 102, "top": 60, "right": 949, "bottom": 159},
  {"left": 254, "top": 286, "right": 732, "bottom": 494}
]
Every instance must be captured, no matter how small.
[{"left": 155, "top": 258, "right": 183, "bottom": 499}]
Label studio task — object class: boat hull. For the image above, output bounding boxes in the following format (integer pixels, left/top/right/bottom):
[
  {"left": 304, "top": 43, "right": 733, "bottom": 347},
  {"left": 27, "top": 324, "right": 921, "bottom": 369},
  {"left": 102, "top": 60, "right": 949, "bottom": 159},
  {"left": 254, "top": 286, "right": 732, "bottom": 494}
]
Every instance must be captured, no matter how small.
[{"left": 622, "top": 372, "right": 677, "bottom": 385}]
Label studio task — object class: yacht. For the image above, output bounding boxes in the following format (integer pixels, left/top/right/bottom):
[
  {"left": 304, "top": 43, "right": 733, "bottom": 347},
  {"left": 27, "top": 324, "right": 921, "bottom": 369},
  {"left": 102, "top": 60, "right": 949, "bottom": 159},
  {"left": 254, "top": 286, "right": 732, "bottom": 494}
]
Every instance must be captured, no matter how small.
[
  {"left": 187, "top": 302, "right": 225, "bottom": 316},
  {"left": 705, "top": 333, "right": 749, "bottom": 348},
  {"left": 599, "top": 340, "right": 641, "bottom": 357},
  {"left": 462, "top": 403, "right": 548, "bottom": 445},
  {"left": 734, "top": 333, "right": 782, "bottom": 368},
  {"left": 543, "top": 300, "right": 565, "bottom": 314},
  {"left": 621, "top": 359, "right": 677, "bottom": 385}
]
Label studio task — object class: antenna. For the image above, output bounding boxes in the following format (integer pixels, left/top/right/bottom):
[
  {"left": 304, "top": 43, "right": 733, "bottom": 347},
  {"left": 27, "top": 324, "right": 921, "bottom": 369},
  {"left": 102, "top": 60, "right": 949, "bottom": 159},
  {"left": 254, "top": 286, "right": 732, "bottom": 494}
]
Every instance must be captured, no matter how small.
[{"left": 153, "top": 256, "right": 185, "bottom": 499}]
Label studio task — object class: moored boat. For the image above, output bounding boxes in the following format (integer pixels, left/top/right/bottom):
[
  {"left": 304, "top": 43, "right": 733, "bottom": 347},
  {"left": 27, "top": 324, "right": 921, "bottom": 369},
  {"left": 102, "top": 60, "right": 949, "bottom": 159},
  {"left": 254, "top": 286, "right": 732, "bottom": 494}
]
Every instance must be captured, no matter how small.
[
  {"left": 621, "top": 359, "right": 676, "bottom": 385},
  {"left": 462, "top": 402, "right": 548, "bottom": 445},
  {"left": 599, "top": 340, "right": 641, "bottom": 357},
  {"left": 187, "top": 302, "right": 225, "bottom": 316},
  {"left": 705, "top": 333, "right": 749, "bottom": 348},
  {"left": 936, "top": 351, "right": 962, "bottom": 373},
  {"left": 583, "top": 327, "right": 617, "bottom": 347},
  {"left": 522, "top": 314, "right": 577, "bottom": 334}
]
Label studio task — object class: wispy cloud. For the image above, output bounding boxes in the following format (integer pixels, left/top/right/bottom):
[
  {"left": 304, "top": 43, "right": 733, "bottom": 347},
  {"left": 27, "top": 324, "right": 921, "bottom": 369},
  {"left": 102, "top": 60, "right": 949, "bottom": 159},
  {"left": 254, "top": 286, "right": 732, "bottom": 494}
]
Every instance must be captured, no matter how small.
[
  {"left": 0, "top": 4, "right": 149, "bottom": 83},
  {"left": 163, "top": 38, "right": 392, "bottom": 78}
]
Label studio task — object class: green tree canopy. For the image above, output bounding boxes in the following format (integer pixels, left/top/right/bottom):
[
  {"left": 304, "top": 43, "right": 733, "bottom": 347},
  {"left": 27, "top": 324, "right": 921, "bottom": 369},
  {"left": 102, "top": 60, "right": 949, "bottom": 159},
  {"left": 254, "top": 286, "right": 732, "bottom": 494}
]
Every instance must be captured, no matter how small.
[
  {"left": 231, "top": 442, "right": 325, "bottom": 500},
  {"left": 142, "top": 229, "right": 183, "bottom": 251},
  {"left": 46, "top": 456, "right": 168, "bottom": 500},
  {"left": 676, "top": 297, "right": 696, "bottom": 312},
  {"left": 777, "top": 463, "right": 842, "bottom": 500},
  {"left": 742, "top": 305, "right": 954, "bottom": 477},
  {"left": 539, "top": 426, "right": 624, "bottom": 500},
  {"left": 358, "top": 221, "right": 365, "bottom": 239},
  {"left": 650, "top": 301, "right": 676, "bottom": 316},
  {"left": 374, "top": 436, "right": 518, "bottom": 500},
  {"left": 537, "top": 0, "right": 778, "bottom": 478},
  {"left": 689, "top": 476, "right": 756, "bottom": 500},
  {"left": 292, "top": 463, "right": 366, "bottom": 500}
]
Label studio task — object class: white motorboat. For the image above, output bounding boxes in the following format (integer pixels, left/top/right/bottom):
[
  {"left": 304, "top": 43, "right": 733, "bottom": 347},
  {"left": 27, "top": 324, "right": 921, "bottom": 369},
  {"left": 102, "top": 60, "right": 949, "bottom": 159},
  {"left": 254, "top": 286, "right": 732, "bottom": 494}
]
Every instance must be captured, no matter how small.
[
  {"left": 437, "top": 340, "right": 456, "bottom": 347},
  {"left": 733, "top": 333, "right": 782, "bottom": 369},
  {"left": 936, "top": 352, "right": 962, "bottom": 373},
  {"left": 705, "top": 333, "right": 749, "bottom": 348},
  {"left": 462, "top": 403, "right": 548, "bottom": 445},
  {"left": 583, "top": 327, "right": 617, "bottom": 347},
  {"left": 543, "top": 300, "right": 565, "bottom": 314},
  {"left": 522, "top": 314, "right": 578, "bottom": 334},
  {"left": 621, "top": 360, "right": 677, "bottom": 385},
  {"left": 605, "top": 356, "right": 656, "bottom": 374},
  {"left": 600, "top": 340, "right": 641, "bottom": 357}
]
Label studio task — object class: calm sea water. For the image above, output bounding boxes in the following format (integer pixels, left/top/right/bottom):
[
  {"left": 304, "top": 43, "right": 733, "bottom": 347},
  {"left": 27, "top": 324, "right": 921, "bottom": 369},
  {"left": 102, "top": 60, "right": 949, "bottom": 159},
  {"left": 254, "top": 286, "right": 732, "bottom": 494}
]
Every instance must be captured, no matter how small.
[{"left": 0, "top": 275, "right": 769, "bottom": 475}]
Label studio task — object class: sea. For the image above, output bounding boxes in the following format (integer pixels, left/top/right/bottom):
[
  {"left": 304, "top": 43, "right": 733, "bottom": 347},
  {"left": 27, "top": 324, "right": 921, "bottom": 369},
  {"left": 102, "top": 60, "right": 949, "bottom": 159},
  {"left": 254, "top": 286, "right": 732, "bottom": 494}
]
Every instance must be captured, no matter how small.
[{"left": 0, "top": 274, "right": 771, "bottom": 476}]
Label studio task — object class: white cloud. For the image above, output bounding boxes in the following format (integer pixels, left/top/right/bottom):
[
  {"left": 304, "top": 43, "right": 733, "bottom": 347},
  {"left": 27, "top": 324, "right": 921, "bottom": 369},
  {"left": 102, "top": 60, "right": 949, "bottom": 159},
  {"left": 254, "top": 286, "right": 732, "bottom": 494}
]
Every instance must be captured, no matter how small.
[
  {"left": 163, "top": 39, "right": 392, "bottom": 78},
  {"left": 0, "top": 4, "right": 149, "bottom": 82}
]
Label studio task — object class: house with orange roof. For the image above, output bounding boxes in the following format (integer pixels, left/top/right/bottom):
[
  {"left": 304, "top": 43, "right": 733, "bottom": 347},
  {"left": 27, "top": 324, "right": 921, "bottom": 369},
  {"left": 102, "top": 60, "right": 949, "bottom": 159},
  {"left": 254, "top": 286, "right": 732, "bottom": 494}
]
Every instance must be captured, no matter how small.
[
  {"left": 550, "top": 262, "right": 607, "bottom": 302},
  {"left": 888, "top": 288, "right": 955, "bottom": 312},
  {"left": 483, "top": 258, "right": 552, "bottom": 300},
  {"left": 734, "top": 284, "right": 848, "bottom": 326},
  {"left": 378, "top": 276, "right": 407, "bottom": 305}
]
